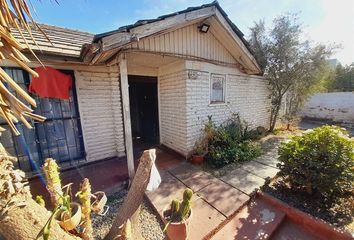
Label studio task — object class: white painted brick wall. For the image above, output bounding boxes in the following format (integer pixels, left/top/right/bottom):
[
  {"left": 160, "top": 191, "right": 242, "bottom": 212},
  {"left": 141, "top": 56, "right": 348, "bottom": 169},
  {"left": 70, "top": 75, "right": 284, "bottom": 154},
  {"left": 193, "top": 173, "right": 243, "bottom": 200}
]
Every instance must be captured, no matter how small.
[
  {"left": 158, "top": 69, "right": 188, "bottom": 155},
  {"left": 157, "top": 61, "right": 271, "bottom": 157},
  {"left": 75, "top": 68, "right": 125, "bottom": 162},
  {"left": 185, "top": 63, "right": 271, "bottom": 155}
]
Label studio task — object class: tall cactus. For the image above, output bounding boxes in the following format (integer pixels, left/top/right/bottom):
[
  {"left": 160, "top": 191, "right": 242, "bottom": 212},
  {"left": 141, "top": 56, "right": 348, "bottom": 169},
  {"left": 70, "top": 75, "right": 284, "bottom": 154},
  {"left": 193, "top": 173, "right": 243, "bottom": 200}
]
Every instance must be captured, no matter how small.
[
  {"left": 42, "top": 158, "right": 63, "bottom": 207},
  {"left": 170, "top": 199, "right": 181, "bottom": 221},
  {"left": 77, "top": 178, "right": 93, "bottom": 240},
  {"left": 164, "top": 188, "right": 193, "bottom": 232},
  {"left": 178, "top": 188, "right": 193, "bottom": 221}
]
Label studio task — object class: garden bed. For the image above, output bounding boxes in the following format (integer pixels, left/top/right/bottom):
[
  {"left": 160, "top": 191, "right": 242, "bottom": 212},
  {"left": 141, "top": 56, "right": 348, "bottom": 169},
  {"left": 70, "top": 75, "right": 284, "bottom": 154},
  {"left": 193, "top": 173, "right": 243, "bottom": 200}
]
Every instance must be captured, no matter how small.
[
  {"left": 262, "top": 178, "right": 353, "bottom": 231},
  {"left": 262, "top": 126, "right": 354, "bottom": 233},
  {"left": 92, "top": 189, "right": 165, "bottom": 240},
  {"left": 204, "top": 132, "right": 289, "bottom": 177}
]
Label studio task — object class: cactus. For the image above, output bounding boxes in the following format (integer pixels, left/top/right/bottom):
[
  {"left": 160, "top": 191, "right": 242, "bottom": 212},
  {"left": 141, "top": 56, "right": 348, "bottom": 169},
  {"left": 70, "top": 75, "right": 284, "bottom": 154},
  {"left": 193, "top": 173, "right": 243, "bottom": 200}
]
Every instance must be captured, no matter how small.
[
  {"left": 164, "top": 188, "right": 193, "bottom": 231},
  {"left": 170, "top": 199, "right": 181, "bottom": 221},
  {"left": 42, "top": 158, "right": 63, "bottom": 207},
  {"left": 178, "top": 188, "right": 193, "bottom": 221},
  {"left": 183, "top": 188, "right": 193, "bottom": 201},
  {"left": 77, "top": 178, "right": 93, "bottom": 239},
  {"left": 35, "top": 195, "right": 45, "bottom": 207}
]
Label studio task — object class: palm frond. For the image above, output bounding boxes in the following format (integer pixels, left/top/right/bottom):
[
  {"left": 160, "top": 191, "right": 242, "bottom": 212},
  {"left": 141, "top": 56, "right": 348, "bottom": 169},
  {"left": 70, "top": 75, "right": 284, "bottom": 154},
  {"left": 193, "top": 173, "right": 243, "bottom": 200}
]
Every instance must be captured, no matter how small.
[{"left": 0, "top": 0, "right": 47, "bottom": 136}]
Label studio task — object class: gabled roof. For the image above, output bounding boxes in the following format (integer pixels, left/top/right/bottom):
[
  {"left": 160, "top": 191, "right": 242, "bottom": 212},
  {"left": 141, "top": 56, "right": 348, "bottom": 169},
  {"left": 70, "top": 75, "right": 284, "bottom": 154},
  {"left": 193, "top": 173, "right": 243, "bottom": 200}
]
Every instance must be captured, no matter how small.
[
  {"left": 84, "top": 1, "right": 261, "bottom": 74},
  {"left": 93, "top": 1, "right": 250, "bottom": 53},
  {"left": 12, "top": 24, "right": 94, "bottom": 58}
]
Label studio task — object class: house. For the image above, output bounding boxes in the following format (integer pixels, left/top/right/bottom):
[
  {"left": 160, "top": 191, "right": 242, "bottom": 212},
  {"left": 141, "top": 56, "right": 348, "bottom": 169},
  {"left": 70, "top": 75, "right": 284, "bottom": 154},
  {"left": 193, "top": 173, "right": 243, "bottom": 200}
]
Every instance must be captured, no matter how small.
[{"left": 1, "top": 1, "right": 270, "bottom": 177}]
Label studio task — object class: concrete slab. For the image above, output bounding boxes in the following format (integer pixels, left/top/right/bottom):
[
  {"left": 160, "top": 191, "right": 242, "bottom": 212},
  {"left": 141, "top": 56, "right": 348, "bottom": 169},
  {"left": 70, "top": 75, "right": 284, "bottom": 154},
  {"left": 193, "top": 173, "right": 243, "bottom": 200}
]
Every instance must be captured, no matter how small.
[
  {"left": 168, "top": 163, "right": 201, "bottom": 181},
  {"left": 220, "top": 168, "right": 265, "bottom": 195},
  {"left": 146, "top": 171, "right": 186, "bottom": 213},
  {"left": 179, "top": 171, "right": 215, "bottom": 192},
  {"left": 169, "top": 163, "right": 214, "bottom": 192},
  {"left": 188, "top": 198, "right": 226, "bottom": 240},
  {"left": 240, "top": 160, "right": 279, "bottom": 179},
  {"left": 196, "top": 178, "right": 250, "bottom": 217},
  {"left": 254, "top": 149, "right": 280, "bottom": 168}
]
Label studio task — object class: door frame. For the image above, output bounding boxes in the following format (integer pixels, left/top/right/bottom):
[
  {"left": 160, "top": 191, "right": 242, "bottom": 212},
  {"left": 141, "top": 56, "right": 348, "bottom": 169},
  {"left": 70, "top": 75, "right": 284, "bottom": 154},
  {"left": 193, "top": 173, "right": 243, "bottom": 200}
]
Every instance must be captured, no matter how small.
[{"left": 127, "top": 74, "right": 160, "bottom": 145}]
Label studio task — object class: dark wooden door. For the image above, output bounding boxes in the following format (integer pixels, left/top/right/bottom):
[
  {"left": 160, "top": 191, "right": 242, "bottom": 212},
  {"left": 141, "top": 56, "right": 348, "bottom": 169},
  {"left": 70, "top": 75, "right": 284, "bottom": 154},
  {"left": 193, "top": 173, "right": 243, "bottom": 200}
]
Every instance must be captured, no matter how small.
[{"left": 128, "top": 75, "right": 159, "bottom": 144}]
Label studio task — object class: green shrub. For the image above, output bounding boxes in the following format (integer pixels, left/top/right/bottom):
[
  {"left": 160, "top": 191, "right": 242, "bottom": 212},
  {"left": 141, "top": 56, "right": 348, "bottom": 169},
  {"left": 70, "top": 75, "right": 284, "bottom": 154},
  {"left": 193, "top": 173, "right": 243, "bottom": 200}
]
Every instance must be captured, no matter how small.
[
  {"left": 277, "top": 125, "right": 354, "bottom": 200},
  {"left": 204, "top": 114, "right": 261, "bottom": 168}
]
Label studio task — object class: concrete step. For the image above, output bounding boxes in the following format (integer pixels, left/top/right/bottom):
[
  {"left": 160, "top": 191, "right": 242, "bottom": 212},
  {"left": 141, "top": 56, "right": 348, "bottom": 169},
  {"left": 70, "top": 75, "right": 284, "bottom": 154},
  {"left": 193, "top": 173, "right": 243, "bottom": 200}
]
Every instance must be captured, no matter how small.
[
  {"left": 272, "top": 220, "right": 320, "bottom": 240},
  {"left": 210, "top": 197, "right": 286, "bottom": 240}
]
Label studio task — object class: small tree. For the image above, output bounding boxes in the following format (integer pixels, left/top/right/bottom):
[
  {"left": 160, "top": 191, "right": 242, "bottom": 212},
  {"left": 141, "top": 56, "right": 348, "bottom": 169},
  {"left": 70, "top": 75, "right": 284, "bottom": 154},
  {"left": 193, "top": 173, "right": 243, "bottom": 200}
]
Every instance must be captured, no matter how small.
[
  {"left": 249, "top": 14, "right": 335, "bottom": 131},
  {"left": 329, "top": 63, "right": 354, "bottom": 92}
]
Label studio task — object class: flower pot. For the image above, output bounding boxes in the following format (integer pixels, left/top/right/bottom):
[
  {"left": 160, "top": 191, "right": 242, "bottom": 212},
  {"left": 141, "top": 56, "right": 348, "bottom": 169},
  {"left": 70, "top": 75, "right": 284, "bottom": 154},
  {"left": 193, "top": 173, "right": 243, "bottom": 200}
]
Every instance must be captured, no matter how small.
[
  {"left": 92, "top": 191, "right": 107, "bottom": 215},
  {"left": 191, "top": 155, "right": 204, "bottom": 165},
  {"left": 162, "top": 208, "right": 192, "bottom": 240},
  {"left": 58, "top": 202, "right": 82, "bottom": 231}
]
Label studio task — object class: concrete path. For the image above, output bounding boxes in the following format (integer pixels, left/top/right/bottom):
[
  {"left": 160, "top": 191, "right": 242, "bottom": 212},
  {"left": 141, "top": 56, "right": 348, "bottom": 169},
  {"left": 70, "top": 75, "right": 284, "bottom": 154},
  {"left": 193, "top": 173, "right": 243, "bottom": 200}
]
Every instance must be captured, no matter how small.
[
  {"left": 146, "top": 149, "right": 281, "bottom": 239},
  {"left": 220, "top": 147, "right": 280, "bottom": 196}
]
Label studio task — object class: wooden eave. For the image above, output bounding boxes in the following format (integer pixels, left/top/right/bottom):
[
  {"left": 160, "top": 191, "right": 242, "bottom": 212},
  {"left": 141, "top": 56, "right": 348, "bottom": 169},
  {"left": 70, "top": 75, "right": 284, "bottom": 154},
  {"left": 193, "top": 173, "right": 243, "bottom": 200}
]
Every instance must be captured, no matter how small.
[{"left": 82, "top": 5, "right": 262, "bottom": 74}]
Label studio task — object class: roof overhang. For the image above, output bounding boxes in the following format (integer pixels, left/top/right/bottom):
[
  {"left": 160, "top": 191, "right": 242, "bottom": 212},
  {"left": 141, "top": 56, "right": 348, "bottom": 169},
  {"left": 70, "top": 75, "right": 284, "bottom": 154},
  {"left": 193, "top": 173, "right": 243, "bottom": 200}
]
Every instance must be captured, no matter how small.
[{"left": 81, "top": 2, "right": 262, "bottom": 75}]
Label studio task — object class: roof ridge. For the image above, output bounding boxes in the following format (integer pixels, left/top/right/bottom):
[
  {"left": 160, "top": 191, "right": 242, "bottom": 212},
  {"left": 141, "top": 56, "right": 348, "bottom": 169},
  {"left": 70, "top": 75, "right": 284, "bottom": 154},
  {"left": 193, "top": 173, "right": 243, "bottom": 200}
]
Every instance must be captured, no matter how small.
[{"left": 37, "top": 23, "right": 95, "bottom": 36}]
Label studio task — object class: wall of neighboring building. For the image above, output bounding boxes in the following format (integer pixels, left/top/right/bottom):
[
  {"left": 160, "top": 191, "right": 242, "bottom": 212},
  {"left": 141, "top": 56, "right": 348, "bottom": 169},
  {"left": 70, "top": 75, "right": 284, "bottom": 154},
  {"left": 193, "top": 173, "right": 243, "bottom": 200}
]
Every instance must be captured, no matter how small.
[
  {"left": 158, "top": 61, "right": 188, "bottom": 156},
  {"left": 185, "top": 60, "right": 270, "bottom": 155},
  {"left": 301, "top": 92, "right": 354, "bottom": 123},
  {"left": 75, "top": 66, "right": 125, "bottom": 162}
]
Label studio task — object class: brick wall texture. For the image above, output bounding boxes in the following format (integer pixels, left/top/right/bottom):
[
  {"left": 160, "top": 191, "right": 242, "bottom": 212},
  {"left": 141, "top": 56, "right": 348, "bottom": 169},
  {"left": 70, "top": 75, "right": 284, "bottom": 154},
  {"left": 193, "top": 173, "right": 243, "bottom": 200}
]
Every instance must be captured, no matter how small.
[{"left": 158, "top": 61, "right": 271, "bottom": 157}]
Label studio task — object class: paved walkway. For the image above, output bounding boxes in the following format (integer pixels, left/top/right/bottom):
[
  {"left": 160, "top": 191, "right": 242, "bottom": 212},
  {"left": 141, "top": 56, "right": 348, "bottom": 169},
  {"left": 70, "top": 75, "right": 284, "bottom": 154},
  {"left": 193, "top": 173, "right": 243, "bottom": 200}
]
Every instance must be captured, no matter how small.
[
  {"left": 220, "top": 147, "right": 280, "bottom": 195},
  {"left": 146, "top": 149, "right": 280, "bottom": 239}
]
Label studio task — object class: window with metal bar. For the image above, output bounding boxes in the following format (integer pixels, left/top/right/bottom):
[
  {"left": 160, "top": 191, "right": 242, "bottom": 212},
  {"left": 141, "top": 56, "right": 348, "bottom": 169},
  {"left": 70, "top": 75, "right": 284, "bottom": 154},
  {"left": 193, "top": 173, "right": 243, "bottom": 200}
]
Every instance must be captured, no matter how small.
[{"left": 0, "top": 67, "right": 86, "bottom": 172}]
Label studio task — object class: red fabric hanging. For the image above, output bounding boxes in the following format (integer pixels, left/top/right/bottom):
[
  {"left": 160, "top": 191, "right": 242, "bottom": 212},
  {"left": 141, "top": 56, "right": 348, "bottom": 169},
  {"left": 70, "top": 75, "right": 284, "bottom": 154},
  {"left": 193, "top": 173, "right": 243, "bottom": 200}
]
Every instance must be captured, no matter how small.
[{"left": 29, "top": 66, "right": 72, "bottom": 100}]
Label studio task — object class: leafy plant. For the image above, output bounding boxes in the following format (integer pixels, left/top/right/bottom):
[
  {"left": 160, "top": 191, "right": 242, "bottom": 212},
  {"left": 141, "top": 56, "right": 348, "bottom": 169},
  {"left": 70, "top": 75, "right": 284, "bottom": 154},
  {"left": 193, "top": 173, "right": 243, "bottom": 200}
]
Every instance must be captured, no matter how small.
[
  {"left": 163, "top": 188, "right": 193, "bottom": 231},
  {"left": 204, "top": 114, "right": 261, "bottom": 168},
  {"left": 36, "top": 184, "right": 73, "bottom": 240},
  {"left": 277, "top": 125, "right": 354, "bottom": 201}
]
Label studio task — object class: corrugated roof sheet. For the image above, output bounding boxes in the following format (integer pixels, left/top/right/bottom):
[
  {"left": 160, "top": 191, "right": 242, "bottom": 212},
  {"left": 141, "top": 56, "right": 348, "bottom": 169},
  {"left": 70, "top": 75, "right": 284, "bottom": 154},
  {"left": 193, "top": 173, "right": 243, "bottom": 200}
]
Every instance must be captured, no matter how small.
[{"left": 12, "top": 24, "right": 94, "bottom": 58}]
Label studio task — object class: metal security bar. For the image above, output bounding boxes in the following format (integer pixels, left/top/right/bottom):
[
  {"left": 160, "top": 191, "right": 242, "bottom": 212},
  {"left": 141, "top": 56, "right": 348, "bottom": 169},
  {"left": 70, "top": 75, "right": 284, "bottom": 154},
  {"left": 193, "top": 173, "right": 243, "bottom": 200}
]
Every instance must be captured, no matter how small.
[{"left": 0, "top": 67, "right": 86, "bottom": 172}]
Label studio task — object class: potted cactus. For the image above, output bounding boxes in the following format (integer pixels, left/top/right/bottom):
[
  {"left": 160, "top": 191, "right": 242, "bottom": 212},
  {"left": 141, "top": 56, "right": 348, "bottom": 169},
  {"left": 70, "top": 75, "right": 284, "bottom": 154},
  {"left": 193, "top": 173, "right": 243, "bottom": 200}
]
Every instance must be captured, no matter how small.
[{"left": 163, "top": 188, "right": 193, "bottom": 240}]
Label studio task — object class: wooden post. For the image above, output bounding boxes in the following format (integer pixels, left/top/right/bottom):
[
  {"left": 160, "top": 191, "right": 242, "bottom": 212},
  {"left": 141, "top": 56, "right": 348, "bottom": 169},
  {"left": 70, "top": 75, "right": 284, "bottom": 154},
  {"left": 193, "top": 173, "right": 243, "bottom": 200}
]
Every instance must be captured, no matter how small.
[{"left": 120, "top": 57, "right": 135, "bottom": 179}]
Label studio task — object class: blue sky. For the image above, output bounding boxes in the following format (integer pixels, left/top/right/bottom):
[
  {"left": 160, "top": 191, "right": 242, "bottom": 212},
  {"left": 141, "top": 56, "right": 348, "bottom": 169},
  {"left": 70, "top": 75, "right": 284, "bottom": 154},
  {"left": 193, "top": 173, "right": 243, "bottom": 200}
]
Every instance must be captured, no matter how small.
[{"left": 31, "top": 0, "right": 353, "bottom": 65}]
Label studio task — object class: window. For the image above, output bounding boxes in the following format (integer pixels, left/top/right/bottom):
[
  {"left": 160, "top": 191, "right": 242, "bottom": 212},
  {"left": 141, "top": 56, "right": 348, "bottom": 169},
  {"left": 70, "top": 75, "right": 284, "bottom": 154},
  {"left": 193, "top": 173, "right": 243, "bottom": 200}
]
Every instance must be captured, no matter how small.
[
  {"left": 210, "top": 74, "right": 226, "bottom": 104},
  {"left": 0, "top": 68, "right": 85, "bottom": 172}
]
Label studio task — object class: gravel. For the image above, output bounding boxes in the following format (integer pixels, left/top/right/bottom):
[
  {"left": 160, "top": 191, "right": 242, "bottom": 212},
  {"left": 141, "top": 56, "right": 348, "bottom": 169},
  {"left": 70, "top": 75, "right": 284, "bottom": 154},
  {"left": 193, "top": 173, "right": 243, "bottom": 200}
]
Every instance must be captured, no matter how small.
[{"left": 92, "top": 189, "right": 165, "bottom": 240}]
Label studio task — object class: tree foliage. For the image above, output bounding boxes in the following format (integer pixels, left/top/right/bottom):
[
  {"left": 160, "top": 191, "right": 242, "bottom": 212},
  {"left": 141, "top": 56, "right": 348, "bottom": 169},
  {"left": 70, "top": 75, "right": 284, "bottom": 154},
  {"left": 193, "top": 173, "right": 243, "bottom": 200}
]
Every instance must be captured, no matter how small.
[
  {"left": 249, "top": 14, "right": 335, "bottom": 131},
  {"left": 329, "top": 63, "right": 354, "bottom": 92}
]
